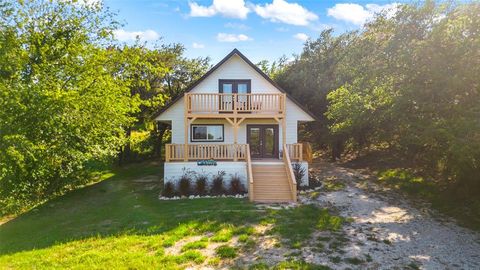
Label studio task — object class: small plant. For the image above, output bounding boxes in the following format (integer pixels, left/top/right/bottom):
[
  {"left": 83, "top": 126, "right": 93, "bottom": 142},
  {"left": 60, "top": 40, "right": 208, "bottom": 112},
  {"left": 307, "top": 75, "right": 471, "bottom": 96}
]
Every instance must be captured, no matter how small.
[
  {"left": 210, "top": 171, "right": 226, "bottom": 195},
  {"left": 163, "top": 181, "right": 176, "bottom": 197},
  {"left": 229, "top": 173, "right": 245, "bottom": 195},
  {"left": 195, "top": 173, "right": 208, "bottom": 195},
  {"left": 178, "top": 169, "right": 193, "bottom": 196},
  {"left": 292, "top": 163, "right": 306, "bottom": 185},
  {"left": 215, "top": 245, "right": 237, "bottom": 259}
]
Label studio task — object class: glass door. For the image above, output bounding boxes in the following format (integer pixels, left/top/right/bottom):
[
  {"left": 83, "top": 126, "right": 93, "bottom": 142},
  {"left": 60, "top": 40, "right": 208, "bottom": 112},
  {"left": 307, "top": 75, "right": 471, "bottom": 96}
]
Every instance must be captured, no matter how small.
[
  {"left": 247, "top": 125, "right": 279, "bottom": 158},
  {"left": 219, "top": 80, "right": 251, "bottom": 112},
  {"left": 219, "top": 82, "right": 233, "bottom": 111}
]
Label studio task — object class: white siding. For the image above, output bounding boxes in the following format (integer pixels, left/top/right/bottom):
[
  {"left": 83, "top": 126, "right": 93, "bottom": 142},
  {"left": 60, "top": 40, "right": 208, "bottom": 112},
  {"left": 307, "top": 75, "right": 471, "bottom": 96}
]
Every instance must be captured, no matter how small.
[
  {"left": 164, "top": 162, "right": 248, "bottom": 189},
  {"left": 156, "top": 97, "right": 185, "bottom": 144},
  {"left": 189, "top": 55, "right": 279, "bottom": 94},
  {"left": 164, "top": 161, "right": 308, "bottom": 187}
]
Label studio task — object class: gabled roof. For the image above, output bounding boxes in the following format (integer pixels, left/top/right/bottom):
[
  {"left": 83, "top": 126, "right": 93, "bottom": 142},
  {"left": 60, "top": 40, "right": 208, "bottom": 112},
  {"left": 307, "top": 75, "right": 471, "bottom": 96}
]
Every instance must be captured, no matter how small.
[{"left": 152, "top": 48, "right": 318, "bottom": 120}]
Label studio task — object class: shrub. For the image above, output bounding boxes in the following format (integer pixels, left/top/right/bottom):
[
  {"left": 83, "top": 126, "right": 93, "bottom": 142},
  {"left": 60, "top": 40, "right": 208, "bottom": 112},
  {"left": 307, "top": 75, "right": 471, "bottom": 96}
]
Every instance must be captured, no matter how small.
[
  {"left": 163, "top": 182, "right": 175, "bottom": 197},
  {"left": 195, "top": 173, "right": 208, "bottom": 195},
  {"left": 292, "top": 163, "right": 306, "bottom": 184},
  {"left": 210, "top": 171, "right": 226, "bottom": 195},
  {"left": 229, "top": 174, "right": 245, "bottom": 195},
  {"left": 178, "top": 170, "right": 192, "bottom": 196}
]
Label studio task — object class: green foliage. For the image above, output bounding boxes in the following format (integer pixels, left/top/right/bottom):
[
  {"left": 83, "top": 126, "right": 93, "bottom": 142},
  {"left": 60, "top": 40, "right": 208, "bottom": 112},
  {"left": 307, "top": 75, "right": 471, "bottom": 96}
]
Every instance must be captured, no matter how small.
[
  {"left": 0, "top": 0, "right": 136, "bottom": 214},
  {"left": 0, "top": 0, "right": 210, "bottom": 214},
  {"left": 274, "top": 1, "right": 480, "bottom": 201},
  {"left": 325, "top": 1, "right": 480, "bottom": 198}
]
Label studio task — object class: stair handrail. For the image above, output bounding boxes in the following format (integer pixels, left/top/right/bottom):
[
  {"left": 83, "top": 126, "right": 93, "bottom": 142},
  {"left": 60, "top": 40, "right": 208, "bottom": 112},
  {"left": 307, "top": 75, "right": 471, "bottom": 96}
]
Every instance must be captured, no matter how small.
[
  {"left": 246, "top": 144, "right": 254, "bottom": 201},
  {"left": 283, "top": 144, "right": 297, "bottom": 202}
]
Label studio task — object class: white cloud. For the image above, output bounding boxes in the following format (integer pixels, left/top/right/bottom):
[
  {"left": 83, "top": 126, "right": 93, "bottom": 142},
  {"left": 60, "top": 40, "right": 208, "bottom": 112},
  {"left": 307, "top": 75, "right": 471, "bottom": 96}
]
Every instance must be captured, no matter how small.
[
  {"left": 113, "top": 29, "right": 160, "bottom": 41},
  {"left": 293, "top": 33, "right": 309, "bottom": 41},
  {"left": 189, "top": 0, "right": 249, "bottom": 19},
  {"left": 224, "top": 22, "right": 249, "bottom": 30},
  {"left": 327, "top": 3, "right": 399, "bottom": 26},
  {"left": 192, "top": 42, "right": 205, "bottom": 49},
  {"left": 216, "top": 33, "right": 251, "bottom": 42},
  {"left": 254, "top": 0, "right": 318, "bottom": 26}
]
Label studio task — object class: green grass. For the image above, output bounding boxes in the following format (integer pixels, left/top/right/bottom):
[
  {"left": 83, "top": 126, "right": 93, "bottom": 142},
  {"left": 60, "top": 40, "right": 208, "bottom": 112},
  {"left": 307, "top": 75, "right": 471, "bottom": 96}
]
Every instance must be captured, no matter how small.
[
  {"left": 180, "top": 239, "right": 208, "bottom": 252},
  {"left": 215, "top": 245, "right": 237, "bottom": 259},
  {"left": 267, "top": 206, "right": 345, "bottom": 248},
  {"left": 0, "top": 162, "right": 345, "bottom": 269}
]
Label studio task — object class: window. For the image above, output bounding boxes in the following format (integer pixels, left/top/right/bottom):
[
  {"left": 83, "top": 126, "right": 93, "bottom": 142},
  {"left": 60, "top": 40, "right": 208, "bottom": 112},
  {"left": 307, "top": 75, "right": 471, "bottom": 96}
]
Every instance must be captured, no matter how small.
[{"left": 191, "top": 125, "right": 224, "bottom": 142}]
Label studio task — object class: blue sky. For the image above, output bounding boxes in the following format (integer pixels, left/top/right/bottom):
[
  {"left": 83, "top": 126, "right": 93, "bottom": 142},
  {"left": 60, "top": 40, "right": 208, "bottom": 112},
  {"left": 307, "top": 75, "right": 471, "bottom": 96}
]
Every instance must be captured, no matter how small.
[{"left": 104, "top": 0, "right": 403, "bottom": 63}]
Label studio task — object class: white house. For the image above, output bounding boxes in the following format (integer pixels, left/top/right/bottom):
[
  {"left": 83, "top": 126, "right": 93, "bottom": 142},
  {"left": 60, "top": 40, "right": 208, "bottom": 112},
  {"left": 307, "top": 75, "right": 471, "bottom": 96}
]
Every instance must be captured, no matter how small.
[{"left": 154, "top": 49, "right": 316, "bottom": 202}]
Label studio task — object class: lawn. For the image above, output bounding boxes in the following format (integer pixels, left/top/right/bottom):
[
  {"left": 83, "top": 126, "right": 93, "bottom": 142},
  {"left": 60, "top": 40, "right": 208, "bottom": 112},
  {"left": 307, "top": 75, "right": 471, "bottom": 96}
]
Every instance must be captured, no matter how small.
[{"left": 0, "top": 162, "right": 341, "bottom": 269}]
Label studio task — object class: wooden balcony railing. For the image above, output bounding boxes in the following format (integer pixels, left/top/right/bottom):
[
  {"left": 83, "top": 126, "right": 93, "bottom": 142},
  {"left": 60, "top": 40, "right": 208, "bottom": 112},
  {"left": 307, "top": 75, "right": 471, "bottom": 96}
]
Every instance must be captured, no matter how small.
[
  {"left": 186, "top": 93, "right": 285, "bottom": 115},
  {"left": 165, "top": 144, "right": 248, "bottom": 162}
]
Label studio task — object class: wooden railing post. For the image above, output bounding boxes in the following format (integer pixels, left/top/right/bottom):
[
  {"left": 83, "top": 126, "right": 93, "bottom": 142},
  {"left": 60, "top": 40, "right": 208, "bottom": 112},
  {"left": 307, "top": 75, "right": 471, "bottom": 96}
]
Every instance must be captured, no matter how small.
[
  {"left": 165, "top": 144, "right": 170, "bottom": 162},
  {"left": 283, "top": 143, "right": 297, "bottom": 202},
  {"left": 246, "top": 145, "right": 254, "bottom": 202}
]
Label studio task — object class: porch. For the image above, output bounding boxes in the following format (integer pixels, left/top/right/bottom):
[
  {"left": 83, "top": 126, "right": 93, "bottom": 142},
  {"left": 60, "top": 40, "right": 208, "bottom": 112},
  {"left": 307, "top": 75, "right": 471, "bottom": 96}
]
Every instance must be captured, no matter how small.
[{"left": 164, "top": 143, "right": 312, "bottom": 203}]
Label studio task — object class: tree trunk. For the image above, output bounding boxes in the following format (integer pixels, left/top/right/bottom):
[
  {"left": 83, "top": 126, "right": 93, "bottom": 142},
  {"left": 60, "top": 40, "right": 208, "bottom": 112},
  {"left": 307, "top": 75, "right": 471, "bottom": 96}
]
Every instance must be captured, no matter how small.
[
  {"left": 331, "top": 136, "right": 344, "bottom": 161},
  {"left": 124, "top": 126, "right": 132, "bottom": 162},
  {"left": 152, "top": 122, "right": 169, "bottom": 160}
]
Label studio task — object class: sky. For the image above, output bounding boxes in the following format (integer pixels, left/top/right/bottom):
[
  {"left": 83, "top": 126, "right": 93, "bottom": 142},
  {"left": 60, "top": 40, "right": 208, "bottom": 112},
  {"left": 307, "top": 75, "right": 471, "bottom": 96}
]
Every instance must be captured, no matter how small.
[{"left": 103, "top": 0, "right": 403, "bottom": 63}]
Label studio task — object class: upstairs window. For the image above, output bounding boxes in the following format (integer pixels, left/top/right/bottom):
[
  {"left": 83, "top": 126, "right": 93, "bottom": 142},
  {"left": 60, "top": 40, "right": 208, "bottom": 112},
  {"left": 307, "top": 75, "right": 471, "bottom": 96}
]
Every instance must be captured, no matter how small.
[{"left": 191, "top": 125, "right": 224, "bottom": 142}]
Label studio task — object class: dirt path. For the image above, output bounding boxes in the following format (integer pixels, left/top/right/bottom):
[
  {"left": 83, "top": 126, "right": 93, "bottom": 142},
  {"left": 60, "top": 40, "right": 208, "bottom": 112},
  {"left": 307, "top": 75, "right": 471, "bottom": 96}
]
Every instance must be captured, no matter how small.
[{"left": 302, "top": 162, "right": 480, "bottom": 269}]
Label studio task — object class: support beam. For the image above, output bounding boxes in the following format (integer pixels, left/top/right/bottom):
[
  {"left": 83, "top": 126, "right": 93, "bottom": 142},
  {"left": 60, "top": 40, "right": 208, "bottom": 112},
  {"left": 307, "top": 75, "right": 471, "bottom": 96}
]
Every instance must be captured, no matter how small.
[
  {"left": 233, "top": 119, "right": 238, "bottom": 144},
  {"left": 282, "top": 117, "right": 286, "bottom": 146},
  {"left": 225, "top": 117, "right": 234, "bottom": 126},
  {"left": 237, "top": 117, "right": 246, "bottom": 126}
]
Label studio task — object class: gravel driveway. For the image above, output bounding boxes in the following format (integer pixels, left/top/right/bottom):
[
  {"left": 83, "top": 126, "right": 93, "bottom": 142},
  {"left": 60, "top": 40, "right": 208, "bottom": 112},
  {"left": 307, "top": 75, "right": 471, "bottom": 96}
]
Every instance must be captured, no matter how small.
[{"left": 302, "top": 162, "right": 480, "bottom": 269}]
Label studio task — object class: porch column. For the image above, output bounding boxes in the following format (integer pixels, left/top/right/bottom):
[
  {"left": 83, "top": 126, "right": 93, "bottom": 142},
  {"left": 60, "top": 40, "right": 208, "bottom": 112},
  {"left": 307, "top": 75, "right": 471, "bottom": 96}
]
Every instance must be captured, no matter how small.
[{"left": 184, "top": 116, "right": 188, "bottom": 161}]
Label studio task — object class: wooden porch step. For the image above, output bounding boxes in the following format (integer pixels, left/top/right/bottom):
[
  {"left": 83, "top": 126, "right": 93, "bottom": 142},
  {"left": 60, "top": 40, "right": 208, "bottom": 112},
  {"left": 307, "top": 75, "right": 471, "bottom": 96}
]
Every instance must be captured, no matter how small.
[{"left": 251, "top": 163, "right": 294, "bottom": 203}]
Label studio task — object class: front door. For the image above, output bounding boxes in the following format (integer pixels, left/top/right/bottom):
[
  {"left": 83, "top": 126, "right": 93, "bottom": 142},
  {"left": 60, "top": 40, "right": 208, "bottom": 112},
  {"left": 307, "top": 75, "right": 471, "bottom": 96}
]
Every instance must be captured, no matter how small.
[{"left": 247, "top": 125, "right": 279, "bottom": 159}]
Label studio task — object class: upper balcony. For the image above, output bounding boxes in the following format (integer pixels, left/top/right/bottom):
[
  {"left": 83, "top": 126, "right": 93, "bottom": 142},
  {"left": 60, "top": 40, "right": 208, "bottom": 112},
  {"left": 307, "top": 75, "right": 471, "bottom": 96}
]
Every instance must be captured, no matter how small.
[{"left": 185, "top": 93, "right": 286, "bottom": 118}]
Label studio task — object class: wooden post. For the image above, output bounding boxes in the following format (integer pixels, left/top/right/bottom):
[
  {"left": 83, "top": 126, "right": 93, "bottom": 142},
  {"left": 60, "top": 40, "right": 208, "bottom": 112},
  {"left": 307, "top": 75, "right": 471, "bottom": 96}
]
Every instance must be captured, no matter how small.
[
  {"left": 233, "top": 118, "right": 238, "bottom": 161},
  {"left": 282, "top": 117, "right": 286, "bottom": 146},
  {"left": 184, "top": 117, "right": 188, "bottom": 161},
  {"left": 165, "top": 144, "right": 170, "bottom": 162}
]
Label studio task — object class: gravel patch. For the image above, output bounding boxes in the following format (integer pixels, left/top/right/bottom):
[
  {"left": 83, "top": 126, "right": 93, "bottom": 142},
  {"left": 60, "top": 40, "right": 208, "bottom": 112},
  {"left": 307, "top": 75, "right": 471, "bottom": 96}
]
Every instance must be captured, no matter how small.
[{"left": 302, "top": 162, "right": 480, "bottom": 269}]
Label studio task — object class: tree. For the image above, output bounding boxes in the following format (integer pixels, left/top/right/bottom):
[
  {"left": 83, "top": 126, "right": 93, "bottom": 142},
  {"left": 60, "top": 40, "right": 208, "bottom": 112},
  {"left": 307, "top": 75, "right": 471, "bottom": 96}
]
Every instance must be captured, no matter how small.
[
  {"left": 326, "top": 1, "right": 480, "bottom": 195},
  {"left": 0, "top": 0, "right": 136, "bottom": 213},
  {"left": 274, "top": 29, "right": 358, "bottom": 159},
  {"left": 112, "top": 42, "right": 210, "bottom": 164}
]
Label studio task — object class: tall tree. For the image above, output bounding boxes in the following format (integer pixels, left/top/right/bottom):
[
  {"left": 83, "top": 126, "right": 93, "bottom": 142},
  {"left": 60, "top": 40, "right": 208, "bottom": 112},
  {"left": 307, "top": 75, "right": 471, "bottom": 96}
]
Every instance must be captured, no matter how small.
[{"left": 0, "top": 0, "right": 136, "bottom": 213}]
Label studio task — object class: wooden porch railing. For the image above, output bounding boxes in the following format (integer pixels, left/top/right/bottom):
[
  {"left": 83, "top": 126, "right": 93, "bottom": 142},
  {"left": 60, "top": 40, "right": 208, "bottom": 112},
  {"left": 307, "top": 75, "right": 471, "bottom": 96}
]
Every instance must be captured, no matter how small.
[
  {"left": 186, "top": 93, "right": 285, "bottom": 114},
  {"left": 286, "top": 143, "right": 303, "bottom": 161},
  {"left": 283, "top": 144, "right": 297, "bottom": 202},
  {"left": 286, "top": 143, "right": 313, "bottom": 163},
  {"left": 165, "top": 143, "right": 247, "bottom": 162}
]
